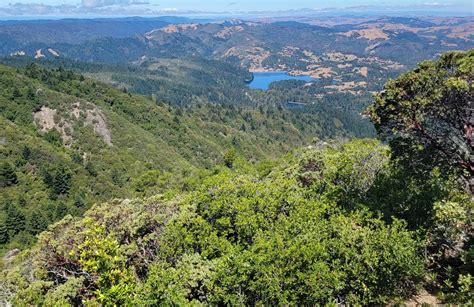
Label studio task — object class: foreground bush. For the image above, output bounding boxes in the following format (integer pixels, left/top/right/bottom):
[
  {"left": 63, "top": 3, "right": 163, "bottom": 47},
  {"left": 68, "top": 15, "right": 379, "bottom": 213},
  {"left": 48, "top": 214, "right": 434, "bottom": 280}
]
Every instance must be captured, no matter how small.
[{"left": 1, "top": 140, "right": 426, "bottom": 305}]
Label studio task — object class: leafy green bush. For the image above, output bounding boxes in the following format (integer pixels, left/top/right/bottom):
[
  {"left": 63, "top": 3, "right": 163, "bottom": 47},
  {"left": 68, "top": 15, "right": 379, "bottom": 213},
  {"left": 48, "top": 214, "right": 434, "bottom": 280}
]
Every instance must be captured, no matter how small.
[{"left": 0, "top": 141, "right": 426, "bottom": 305}]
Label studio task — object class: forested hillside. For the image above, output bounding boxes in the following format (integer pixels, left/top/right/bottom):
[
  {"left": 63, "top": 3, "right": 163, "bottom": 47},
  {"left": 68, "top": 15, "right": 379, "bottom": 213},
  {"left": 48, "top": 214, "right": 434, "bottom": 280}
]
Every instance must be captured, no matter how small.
[
  {"left": 0, "top": 62, "right": 372, "bottom": 252},
  {"left": 0, "top": 50, "right": 472, "bottom": 305}
]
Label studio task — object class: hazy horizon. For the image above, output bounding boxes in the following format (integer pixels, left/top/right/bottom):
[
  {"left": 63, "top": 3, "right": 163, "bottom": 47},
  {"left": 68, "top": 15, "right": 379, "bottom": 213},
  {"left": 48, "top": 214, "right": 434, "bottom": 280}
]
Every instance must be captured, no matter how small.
[{"left": 0, "top": 0, "right": 472, "bottom": 19}]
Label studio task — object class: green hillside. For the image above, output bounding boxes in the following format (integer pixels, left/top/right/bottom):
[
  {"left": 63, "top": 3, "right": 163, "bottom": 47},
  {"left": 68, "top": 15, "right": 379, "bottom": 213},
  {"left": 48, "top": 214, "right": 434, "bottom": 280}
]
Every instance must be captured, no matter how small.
[{"left": 0, "top": 62, "right": 372, "bottom": 252}]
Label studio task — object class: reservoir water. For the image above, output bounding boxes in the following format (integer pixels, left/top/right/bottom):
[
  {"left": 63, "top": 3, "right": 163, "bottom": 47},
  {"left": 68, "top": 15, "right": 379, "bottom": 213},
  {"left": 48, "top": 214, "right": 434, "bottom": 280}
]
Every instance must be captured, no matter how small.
[{"left": 248, "top": 71, "right": 313, "bottom": 90}]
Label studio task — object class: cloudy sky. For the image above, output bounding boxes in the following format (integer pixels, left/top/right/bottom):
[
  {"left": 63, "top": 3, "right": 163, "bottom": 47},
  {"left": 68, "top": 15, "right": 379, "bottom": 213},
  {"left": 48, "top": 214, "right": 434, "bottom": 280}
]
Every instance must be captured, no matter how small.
[{"left": 0, "top": 0, "right": 472, "bottom": 17}]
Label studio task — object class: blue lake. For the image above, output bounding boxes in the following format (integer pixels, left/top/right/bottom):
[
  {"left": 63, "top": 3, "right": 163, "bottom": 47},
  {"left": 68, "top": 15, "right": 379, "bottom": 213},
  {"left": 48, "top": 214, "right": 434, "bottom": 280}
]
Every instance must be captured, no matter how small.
[{"left": 248, "top": 71, "right": 313, "bottom": 90}]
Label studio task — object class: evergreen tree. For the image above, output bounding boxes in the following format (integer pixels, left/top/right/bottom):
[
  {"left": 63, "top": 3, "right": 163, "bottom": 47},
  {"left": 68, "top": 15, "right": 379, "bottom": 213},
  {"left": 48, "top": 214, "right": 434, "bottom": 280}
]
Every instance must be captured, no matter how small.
[
  {"left": 44, "top": 201, "right": 56, "bottom": 222},
  {"left": 27, "top": 211, "right": 48, "bottom": 235},
  {"left": 111, "top": 169, "right": 124, "bottom": 187},
  {"left": 42, "top": 169, "right": 54, "bottom": 188},
  {"left": 17, "top": 196, "right": 26, "bottom": 207},
  {"left": 22, "top": 146, "right": 31, "bottom": 161},
  {"left": 52, "top": 165, "right": 72, "bottom": 196},
  {"left": 0, "top": 162, "right": 18, "bottom": 187},
  {"left": 54, "top": 202, "right": 69, "bottom": 220},
  {"left": 0, "top": 221, "right": 8, "bottom": 244},
  {"left": 74, "top": 194, "right": 86, "bottom": 208},
  {"left": 85, "top": 162, "right": 98, "bottom": 177},
  {"left": 6, "top": 203, "right": 26, "bottom": 236},
  {"left": 26, "top": 87, "right": 35, "bottom": 100},
  {"left": 11, "top": 87, "right": 21, "bottom": 99},
  {"left": 72, "top": 152, "right": 83, "bottom": 164}
]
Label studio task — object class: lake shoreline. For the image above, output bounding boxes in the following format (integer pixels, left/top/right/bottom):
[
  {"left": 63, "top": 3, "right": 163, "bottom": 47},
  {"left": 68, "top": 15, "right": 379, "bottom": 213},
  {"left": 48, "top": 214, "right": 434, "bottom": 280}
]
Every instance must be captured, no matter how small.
[{"left": 247, "top": 71, "right": 315, "bottom": 90}]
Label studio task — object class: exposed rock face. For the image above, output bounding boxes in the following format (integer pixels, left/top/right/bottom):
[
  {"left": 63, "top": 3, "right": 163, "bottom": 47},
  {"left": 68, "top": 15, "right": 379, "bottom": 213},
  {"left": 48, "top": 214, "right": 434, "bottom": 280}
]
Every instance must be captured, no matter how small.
[
  {"left": 33, "top": 106, "right": 57, "bottom": 132},
  {"left": 3, "top": 249, "right": 20, "bottom": 261},
  {"left": 33, "top": 102, "right": 112, "bottom": 147},
  {"left": 404, "top": 289, "right": 440, "bottom": 306},
  {"left": 33, "top": 106, "right": 73, "bottom": 146},
  {"left": 72, "top": 102, "right": 112, "bottom": 146}
]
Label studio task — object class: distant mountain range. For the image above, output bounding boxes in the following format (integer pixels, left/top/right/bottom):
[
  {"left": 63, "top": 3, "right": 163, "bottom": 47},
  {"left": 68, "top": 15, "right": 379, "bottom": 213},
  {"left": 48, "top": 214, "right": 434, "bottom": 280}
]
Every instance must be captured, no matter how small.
[
  {"left": 1, "top": 15, "right": 471, "bottom": 106},
  {"left": 0, "top": 16, "right": 199, "bottom": 44},
  {"left": 2, "top": 16, "right": 471, "bottom": 68}
]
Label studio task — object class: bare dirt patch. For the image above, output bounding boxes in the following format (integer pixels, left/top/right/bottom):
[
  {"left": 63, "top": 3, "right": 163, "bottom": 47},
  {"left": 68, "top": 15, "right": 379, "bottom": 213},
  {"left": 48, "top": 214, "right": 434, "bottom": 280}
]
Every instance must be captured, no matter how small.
[
  {"left": 325, "top": 52, "right": 358, "bottom": 62},
  {"left": 403, "top": 289, "right": 440, "bottom": 306},
  {"left": 341, "top": 28, "right": 389, "bottom": 40},
  {"left": 354, "top": 66, "right": 368, "bottom": 77},
  {"left": 302, "top": 50, "right": 321, "bottom": 62},
  {"left": 47, "top": 48, "right": 60, "bottom": 57},
  {"left": 10, "top": 51, "right": 26, "bottom": 57},
  {"left": 159, "top": 23, "right": 199, "bottom": 33},
  {"left": 325, "top": 81, "right": 367, "bottom": 92},
  {"left": 215, "top": 26, "right": 244, "bottom": 39},
  {"left": 290, "top": 67, "right": 334, "bottom": 79},
  {"left": 34, "top": 49, "right": 45, "bottom": 59},
  {"left": 337, "top": 63, "right": 353, "bottom": 69},
  {"left": 224, "top": 47, "right": 271, "bottom": 71},
  {"left": 279, "top": 46, "right": 300, "bottom": 57}
]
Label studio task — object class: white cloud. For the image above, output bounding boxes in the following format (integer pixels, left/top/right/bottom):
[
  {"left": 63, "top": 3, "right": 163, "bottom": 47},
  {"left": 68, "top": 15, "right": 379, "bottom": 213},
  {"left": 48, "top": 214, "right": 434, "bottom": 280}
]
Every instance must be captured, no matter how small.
[{"left": 81, "top": 0, "right": 150, "bottom": 9}]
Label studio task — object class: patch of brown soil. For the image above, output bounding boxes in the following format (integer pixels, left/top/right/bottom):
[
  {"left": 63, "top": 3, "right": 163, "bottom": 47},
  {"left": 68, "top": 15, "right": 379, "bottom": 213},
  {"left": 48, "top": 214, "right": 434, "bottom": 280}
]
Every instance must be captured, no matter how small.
[
  {"left": 341, "top": 28, "right": 389, "bottom": 40},
  {"left": 159, "top": 23, "right": 199, "bottom": 33},
  {"left": 302, "top": 50, "right": 321, "bottom": 62},
  {"left": 337, "top": 63, "right": 353, "bottom": 69},
  {"left": 215, "top": 26, "right": 244, "bottom": 39},
  {"left": 279, "top": 46, "right": 300, "bottom": 57},
  {"left": 325, "top": 81, "right": 367, "bottom": 91},
  {"left": 404, "top": 289, "right": 440, "bottom": 306},
  {"left": 290, "top": 67, "right": 334, "bottom": 78},
  {"left": 325, "top": 52, "right": 358, "bottom": 62},
  {"left": 354, "top": 66, "right": 368, "bottom": 77},
  {"left": 224, "top": 47, "right": 271, "bottom": 71}
]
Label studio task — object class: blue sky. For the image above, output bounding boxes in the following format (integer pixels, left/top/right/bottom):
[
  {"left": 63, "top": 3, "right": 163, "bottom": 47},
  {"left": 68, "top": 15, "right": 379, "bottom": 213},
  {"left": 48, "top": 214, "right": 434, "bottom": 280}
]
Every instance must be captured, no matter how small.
[
  {"left": 5, "top": 0, "right": 473, "bottom": 10},
  {"left": 0, "top": 0, "right": 472, "bottom": 16}
]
